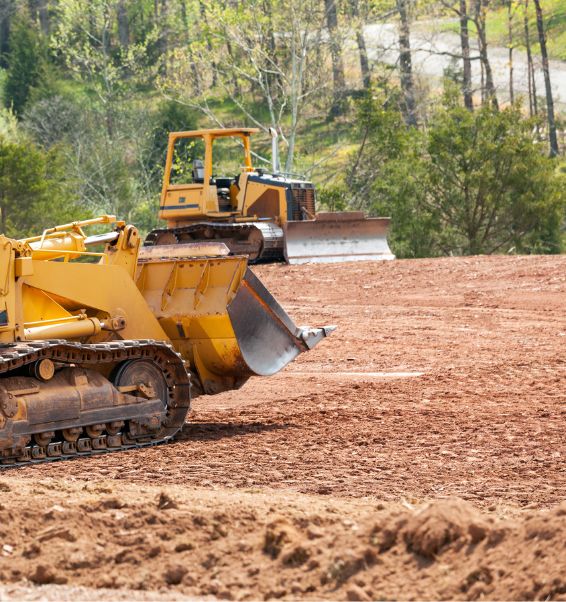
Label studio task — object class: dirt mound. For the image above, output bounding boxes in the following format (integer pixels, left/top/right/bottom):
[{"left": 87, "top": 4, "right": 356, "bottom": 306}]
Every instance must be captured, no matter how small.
[
  {"left": 0, "top": 478, "right": 565, "bottom": 600},
  {"left": 403, "top": 498, "right": 490, "bottom": 558}
]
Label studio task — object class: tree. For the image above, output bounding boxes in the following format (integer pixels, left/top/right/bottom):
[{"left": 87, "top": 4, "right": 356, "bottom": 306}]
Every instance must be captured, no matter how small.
[
  {"left": 459, "top": 0, "right": 474, "bottom": 110},
  {"left": 396, "top": 0, "right": 417, "bottom": 125},
  {"left": 533, "top": 0, "right": 559, "bottom": 156},
  {"left": 161, "top": 0, "right": 330, "bottom": 173},
  {"left": 116, "top": 0, "right": 129, "bottom": 50},
  {"left": 522, "top": 0, "right": 537, "bottom": 118},
  {"left": 0, "top": 0, "right": 15, "bottom": 69},
  {"left": 324, "top": 0, "right": 346, "bottom": 117},
  {"left": 4, "top": 13, "right": 45, "bottom": 116},
  {"left": 346, "top": 91, "right": 565, "bottom": 257},
  {"left": 348, "top": 0, "right": 371, "bottom": 89},
  {"left": 425, "top": 102, "right": 563, "bottom": 254},
  {"left": 472, "top": 0, "right": 498, "bottom": 109},
  {"left": 349, "top": 91, "right": 433, "bottom": 257},
  {"left": 507, "top": 0, "right": 515, "bottom": 104},
  {"left": 0, "top": 135, "right": 86, "bottom": 237},
  {"left": 28, "top": 0, "right": 50, "bottom": 34}
]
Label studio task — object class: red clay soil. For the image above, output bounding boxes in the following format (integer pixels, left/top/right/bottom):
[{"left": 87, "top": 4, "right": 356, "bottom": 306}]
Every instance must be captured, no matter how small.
[
  {"left": 1, "top": 254, "right": 565, "bottom": 600},
  {"left": 1, "top": 479, "right": 566, "bottom": 600}
]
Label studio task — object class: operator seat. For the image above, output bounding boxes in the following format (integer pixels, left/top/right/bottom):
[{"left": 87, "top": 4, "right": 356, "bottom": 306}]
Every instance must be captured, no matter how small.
[{"left": 192, "top": 159, "right": 204, "bottom": 184}]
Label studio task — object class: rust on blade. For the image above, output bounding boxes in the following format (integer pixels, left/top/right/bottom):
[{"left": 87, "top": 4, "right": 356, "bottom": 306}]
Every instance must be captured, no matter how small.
[{"left": 284, "top": 213, "right": 395, "bottom": 264}]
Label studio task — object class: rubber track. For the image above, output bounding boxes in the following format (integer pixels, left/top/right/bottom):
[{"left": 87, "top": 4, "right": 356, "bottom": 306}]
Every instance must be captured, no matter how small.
[{"left": 0, "top": 339, "right": 191, "bottom": 467}]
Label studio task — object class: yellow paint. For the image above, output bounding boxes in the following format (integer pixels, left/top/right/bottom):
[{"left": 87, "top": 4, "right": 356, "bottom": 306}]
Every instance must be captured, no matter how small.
[
  {"left": 1, "top": 216, "right": 266, "bottom": 394},
  {"left": 158, "top": 128, "right": 288, "bottom": 227}
]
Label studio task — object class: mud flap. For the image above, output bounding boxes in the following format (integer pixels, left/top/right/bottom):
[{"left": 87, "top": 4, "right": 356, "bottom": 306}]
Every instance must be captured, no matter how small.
[
  {"left": 227, "top": 269, "right": 335, "bottom": 376},
  {"left": 284, "top": 212, "right": 395, "bottom": 264}
]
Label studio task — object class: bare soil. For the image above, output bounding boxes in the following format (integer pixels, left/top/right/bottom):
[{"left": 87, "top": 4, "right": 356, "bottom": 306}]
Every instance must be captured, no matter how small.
[{"left": 1, "top": 254, "right": 564, "bottom": 600}]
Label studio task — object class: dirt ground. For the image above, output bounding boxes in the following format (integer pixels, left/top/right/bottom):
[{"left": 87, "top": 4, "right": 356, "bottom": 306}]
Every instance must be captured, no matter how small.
[{"left": 1, "top": 254, "right": 565, "bottom": 600}]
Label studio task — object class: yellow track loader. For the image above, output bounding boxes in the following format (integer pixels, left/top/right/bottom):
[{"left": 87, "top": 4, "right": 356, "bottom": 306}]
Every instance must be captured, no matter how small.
[
  {"left": 145, "top": 128, "right": 394, "bottom": 264},
  {"left": 0, "top": 216, "right": 333, "bottom": 465}
]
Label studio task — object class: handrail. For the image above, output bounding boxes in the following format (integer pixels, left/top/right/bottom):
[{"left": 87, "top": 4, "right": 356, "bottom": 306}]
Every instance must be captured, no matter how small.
[{"left": 20, "top": 215, "right": 123, "bottom": 247}]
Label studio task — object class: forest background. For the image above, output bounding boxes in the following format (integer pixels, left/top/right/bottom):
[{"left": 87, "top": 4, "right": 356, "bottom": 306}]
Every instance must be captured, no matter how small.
[{"left": 0, "top": 0, "right": 565, "bottom": 257}]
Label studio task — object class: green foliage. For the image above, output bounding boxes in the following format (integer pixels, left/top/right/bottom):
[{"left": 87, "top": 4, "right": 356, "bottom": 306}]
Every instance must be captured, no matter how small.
[
  {"left": 347, "top": 91, "right": 566, "bottom": 257},
  {"left": 317, "top": 185, "right": 348, "bottom": 211},
  {"left": 0, "top": 136, "right": 88, "bottom": 238},
  {"left": 0, "top": 108, "right": 19, "bottom": 142},
  {"left": 4, "top": 15, "right": 46, "bottom": 116},
  {"left": 21, "top": 93, "right": 199, "bottom": 236},
  {"left": 425, "top": 102, "right": 564, "bottom": 255},
  {"left": 144, "top": 100, "right": 199, "bottom": 187},
  {"left": 345, "top": 89, "right": 438, "bottom": 258}
]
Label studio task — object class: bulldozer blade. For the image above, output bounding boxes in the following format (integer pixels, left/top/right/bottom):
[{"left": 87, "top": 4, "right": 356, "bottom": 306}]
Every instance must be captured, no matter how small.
[
  {"left": 227, "top": 268, "right": 335, "bottom": 376},
  {"left": 284, "top": 212, "right": 395, "bottom": 264}
]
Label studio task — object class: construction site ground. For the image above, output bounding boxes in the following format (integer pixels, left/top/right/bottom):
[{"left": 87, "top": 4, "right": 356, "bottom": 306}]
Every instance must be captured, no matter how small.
[{"left": 0, "top": 255, "right": 564, "bottom": 600}]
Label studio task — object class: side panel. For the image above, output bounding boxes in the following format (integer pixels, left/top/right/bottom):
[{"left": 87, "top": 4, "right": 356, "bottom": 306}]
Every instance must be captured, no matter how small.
[
  {"left": 22, "top": 262, "right": 169, "bottom": 341},
  {"left": 158, "top": 184, "right": 206, "bottom": 221},
  {"left": 0, "top": 238, "right": 17, "bottom": 343},
  {"left": 242, "top": 177, "right": 288, "bottom": 223}
]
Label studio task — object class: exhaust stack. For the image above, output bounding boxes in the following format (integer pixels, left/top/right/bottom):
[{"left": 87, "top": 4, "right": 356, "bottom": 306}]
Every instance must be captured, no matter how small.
[{"left": 269, "top": 127, "right": 280, "bottom": 174}]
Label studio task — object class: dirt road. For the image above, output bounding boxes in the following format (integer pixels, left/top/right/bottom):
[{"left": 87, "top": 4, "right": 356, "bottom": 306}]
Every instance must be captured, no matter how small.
[
  {"left": 0, "top": 255, "right": 564, "bottom": 599},
  {"left": 364, "top": 21, "right": 566, "bottom": 109}
]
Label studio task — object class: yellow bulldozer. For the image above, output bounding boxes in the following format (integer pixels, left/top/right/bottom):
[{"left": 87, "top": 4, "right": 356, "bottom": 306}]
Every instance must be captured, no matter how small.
[
  {"left": 145, "top": 128, "right": 394, "bottom": 264},
  {"left": 0, "top": 215, "right": 333, "bottom": 465}
]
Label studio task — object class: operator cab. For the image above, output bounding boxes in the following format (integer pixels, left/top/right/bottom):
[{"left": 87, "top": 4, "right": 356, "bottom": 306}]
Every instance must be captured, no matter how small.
[{"left": 160, "top": 128, "right": 259, "bottom": 221}]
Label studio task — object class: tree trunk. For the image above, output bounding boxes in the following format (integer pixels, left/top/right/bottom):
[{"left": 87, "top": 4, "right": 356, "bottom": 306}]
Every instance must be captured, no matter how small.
[
  {"left": 160, "top": 0, "right": 169, "bottom": 74},
  {"left": 285, "top": 27, "right": 307, "bottom": 173},
  {"left": 180, "top": 0, "right": 202, "bottom": 95},
  {"left": 523, "top": 0, "right": 537, "bottom": 117},
  {"left": 473, "top": 0, "right": 498, "bottom": 109},
  {"left": 507, "top": 0, "right": 514, "bottom": 103},
  {"left": 199, "top": 1, "right": 217, "bottom": 87},
  {"left": 480, "top": 52, "right": 485, "bottom": 104},
  {"left": 349, "top": 0, "right": 371, "bottom": 89},
  {"left": 28, "top": 0, "right": 38, "bottom": 22},
  {"left": 224, "top": 35, "right": 243, "bottom": 99},
  {"left": 396, "top": 0, "right": 417, "bottom": 125},
  {"left": 459, "top": 0, "right": 473, "bottom": 110},
  {"left": 37, "top": 0, "right": 49, "bottom": 35},
  {"left": 533, "top": 0, "right": 558, "bottom": 156},
  {"left": 0, "top": 203, "right": 6, "bottom": 236},
  {"left": 263, "top": 0, "right": 281, "bottom": 97},
  {"left": 324, "top": 0, "right": 346, "bottom": 118},
  {"left": 0, "top": 1, "right": 13, "bottom": 69},
  {"left": 117, "top": 0, "right": 129, "bottom": 50},
  {"left": 88, "top": 3, "right": 97, "bottom": 48}
]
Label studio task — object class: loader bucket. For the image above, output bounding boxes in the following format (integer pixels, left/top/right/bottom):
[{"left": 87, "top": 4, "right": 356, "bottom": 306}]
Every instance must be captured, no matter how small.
[
  {"left": 227, "top": 268, "right": 335, "bottom": 376},
  {"left": 136, "top": 252, "right": 334, "bottom": 395},
  {"left": 284, "top": 212, "right": 394, "bottom": 264}
]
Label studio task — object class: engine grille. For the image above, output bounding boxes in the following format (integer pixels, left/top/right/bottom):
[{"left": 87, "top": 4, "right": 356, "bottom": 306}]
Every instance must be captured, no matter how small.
[{"left": 290, "top": 187, "right": 316, "bottom": 221}]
